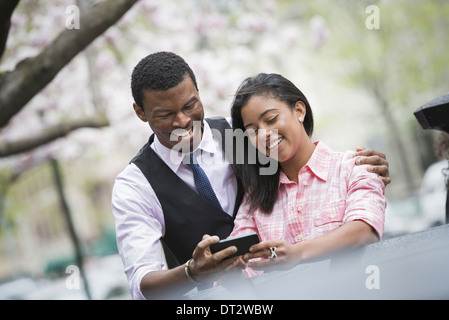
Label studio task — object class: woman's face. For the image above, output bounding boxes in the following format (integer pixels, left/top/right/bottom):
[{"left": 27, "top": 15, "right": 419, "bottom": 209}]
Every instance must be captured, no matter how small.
[{"left": 241, "top": 94, "right": 306, "bottom": 163}]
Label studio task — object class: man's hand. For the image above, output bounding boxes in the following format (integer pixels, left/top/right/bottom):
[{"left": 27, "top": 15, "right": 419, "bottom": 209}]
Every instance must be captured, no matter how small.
[
  {"left": 188, "top": 235, "right": 240, "bottom": 283},
  {"left": 140, "top": 235, "right": 240, "bottom": 298},
  {"left": 354, "top": 147, "right": 391, "bottom": 186}
]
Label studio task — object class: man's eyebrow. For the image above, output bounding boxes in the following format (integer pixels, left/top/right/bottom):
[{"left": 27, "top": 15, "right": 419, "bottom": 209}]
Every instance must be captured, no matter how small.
[
  {"left": 183, "top": 96, "right": 198, "bottom": 107},
  {"left": 153, "top": 108, "right": 172, "bottom": 114},
  {"left": 152, "top": 97, "right": 198, "bottom": 114},
  {"left": 243, "top": 108, "right": 278, "bottom": 129}
]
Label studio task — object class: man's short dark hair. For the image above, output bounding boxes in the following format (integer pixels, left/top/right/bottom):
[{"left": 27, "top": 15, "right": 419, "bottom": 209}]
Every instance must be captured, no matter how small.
[{"left": 131, "top": 51, "right": 198, "bottom": 109}]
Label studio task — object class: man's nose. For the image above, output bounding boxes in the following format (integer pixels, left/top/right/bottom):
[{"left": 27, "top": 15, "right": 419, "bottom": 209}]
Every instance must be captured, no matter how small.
[{"left": 173, "top": 112, "right": 191, "bottom": 128}]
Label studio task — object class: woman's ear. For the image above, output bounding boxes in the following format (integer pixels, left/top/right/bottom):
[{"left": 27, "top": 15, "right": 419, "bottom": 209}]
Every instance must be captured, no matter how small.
[
  {"left": 133, "top": 103, "right": 148, "bottom": 122},
  {"left": 294, "top": 101, "right": 306, "bottom": 120}
]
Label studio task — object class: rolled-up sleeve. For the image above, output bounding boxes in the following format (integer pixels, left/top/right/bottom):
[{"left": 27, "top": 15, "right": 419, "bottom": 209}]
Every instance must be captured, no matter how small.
[
  {"left": 343, "top": 160, "right": 386, "bottom": 239},
  {"left": 229, "top": 196, "right": 263, "bottom": 278},
  {"left": 112, "top": 164, "right": 165, "bottom": 300}
]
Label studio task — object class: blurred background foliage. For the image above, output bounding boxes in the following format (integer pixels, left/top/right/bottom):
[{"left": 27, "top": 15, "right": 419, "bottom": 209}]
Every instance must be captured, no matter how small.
[{"left": 0, "top": 0, "right": 448, "bottom": 299}]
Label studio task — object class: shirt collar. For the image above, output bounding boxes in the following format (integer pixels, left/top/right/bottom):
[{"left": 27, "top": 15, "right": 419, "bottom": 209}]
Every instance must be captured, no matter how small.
[
  {"left": 306, "top": 141, "right": 332, "bottom": 181},
  {"left": 153, "top": 120, "right": 218, "bottom": 172},
  {"left": 279, "top": 140, "right": 332, "bottom": 184}
]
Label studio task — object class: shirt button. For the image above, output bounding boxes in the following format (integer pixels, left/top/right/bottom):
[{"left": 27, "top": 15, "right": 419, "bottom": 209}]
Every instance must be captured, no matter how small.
[
  {"left": 329, "top": 213, "right": 336, "bottom": 219},
  {"left": 295, "top": 234, "right": 303, "bottom": 241},
  {"left": 297, "top": 206, "right": 302, "bottom": 212},
  {"left": 303, "top": 180, "right": 308, "bottom": 186}
]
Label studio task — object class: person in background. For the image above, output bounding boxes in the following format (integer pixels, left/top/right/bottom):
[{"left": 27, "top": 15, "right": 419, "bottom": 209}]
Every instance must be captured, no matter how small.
[{"left": 436, "top": 132, "right": 449, "bottom": 223}]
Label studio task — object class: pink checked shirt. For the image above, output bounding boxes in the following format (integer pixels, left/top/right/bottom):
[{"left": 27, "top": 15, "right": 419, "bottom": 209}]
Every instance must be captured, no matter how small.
[{"left": 230, "top": 141, "right": 386, "bottom": 248}]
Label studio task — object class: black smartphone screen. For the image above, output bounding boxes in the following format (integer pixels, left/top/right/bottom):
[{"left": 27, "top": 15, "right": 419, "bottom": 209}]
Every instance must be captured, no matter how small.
[{"left": 210, "top": 233, "right": 260, "bottom": 259}]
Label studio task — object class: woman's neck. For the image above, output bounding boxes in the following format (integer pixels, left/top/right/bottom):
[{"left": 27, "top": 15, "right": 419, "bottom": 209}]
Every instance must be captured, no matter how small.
[{"left": 280, "top": 139, "right": 316, "bottom": 183}]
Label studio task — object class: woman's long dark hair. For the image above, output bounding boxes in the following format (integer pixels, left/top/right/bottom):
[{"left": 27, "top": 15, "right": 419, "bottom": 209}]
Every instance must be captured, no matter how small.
[{"left": 230, "top": 73, "right": 314, "bottom": 214}]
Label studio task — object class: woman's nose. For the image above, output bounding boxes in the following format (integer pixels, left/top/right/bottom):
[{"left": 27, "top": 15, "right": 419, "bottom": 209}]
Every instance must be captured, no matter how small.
[
  {"left": 260, "top": 128, "right": 271, "bottom": 139},
  {"left": 258, "top": 128, "right": 271, "bottom": 146}
]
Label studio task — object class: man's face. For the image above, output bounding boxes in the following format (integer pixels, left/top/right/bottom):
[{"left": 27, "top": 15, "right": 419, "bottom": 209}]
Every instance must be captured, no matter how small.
[{"left": 133, "top": 75, "right": 204, "bottom": 152}]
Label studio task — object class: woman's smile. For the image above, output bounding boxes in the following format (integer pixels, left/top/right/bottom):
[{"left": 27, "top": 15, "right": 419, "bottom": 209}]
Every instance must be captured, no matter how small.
[{"left": 268, "top": 136, "right": 284, "bottom": 150}]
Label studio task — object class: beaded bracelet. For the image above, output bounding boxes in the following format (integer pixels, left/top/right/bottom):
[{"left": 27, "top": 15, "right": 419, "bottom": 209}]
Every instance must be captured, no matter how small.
[{"left": 184, "top": 259, "right": 201, "bottom": 284}]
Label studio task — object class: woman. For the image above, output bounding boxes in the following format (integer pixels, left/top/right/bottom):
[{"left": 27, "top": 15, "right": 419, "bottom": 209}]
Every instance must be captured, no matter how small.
[{"left": 229, "top": 73, "right": 386, "bottom": 274}]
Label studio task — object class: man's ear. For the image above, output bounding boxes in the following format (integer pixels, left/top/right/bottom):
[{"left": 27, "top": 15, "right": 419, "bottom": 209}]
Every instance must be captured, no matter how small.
[{"left": 133, "top": 103, "right": 147, "bottom": 122}]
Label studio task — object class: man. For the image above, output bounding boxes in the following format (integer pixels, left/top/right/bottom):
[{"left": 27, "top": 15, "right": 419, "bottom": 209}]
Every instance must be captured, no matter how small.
[{"left": 112, "top": 51, "right": 390, "bottom": 299}]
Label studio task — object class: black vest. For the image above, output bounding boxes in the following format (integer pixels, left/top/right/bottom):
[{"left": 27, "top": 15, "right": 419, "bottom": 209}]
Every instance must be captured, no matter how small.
[{"left": 131, "top": 117, "right": 243, "bottom": 267}]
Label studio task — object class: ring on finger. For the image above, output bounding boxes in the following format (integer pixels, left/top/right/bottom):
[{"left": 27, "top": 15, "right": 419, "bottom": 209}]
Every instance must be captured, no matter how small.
[{"left": 270, "top": 247, "right": 277, "bottom": 259}]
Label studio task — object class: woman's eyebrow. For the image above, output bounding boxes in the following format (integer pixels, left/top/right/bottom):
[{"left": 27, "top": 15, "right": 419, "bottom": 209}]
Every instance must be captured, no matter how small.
[{"left": 244, "top": 108, "right": 278, "bottom": 129}]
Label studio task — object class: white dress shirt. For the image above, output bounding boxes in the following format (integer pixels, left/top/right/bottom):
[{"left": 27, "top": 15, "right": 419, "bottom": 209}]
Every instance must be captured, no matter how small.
[{"left": 112, "top": 118, "right": 238, "bottom": 299}]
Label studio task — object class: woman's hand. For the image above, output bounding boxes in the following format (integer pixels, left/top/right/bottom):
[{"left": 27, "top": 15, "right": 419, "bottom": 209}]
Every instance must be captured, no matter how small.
[
  {"left": 243, "top": 240, "right": 302, "bottom": 272},
  {"left": 354, "top": 147, "right": 391, "bottom": 186},
  {"left": 242, "top": 221, "right": 378, "bottom": 275}
]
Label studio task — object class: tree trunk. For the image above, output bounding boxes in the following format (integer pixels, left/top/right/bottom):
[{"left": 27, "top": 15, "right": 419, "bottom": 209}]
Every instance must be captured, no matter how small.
[
  {"left": 372, "top": 85, "right": 417, "bottom": 194},
  {"left": 49, "top": 157, "right": 92, "bottom": 300}
]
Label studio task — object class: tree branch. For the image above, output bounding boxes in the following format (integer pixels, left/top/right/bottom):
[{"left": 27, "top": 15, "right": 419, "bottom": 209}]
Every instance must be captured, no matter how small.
[
  {"left": 0, "top": 116, "right": 109, "bottom": 157},
  {"left": 0, "top": 0, "right": 138, "bottom": 128}
]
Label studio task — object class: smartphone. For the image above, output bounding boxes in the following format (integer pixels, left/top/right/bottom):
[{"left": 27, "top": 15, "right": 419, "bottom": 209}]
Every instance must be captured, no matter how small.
[{"left": 210, "top": 233, "right": 260, "bottom": 259}]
